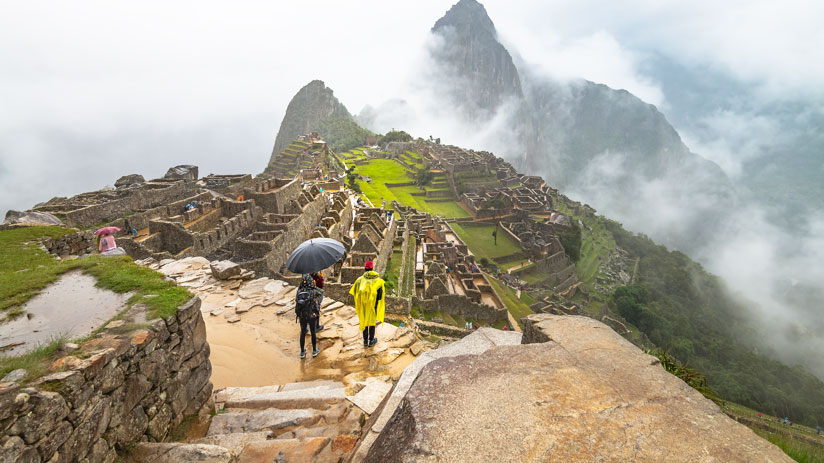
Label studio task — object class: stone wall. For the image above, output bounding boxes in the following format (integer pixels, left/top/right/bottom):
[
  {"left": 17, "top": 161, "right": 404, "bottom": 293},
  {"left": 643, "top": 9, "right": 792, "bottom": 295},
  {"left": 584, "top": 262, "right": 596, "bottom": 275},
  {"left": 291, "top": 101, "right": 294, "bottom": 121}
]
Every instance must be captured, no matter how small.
[
  {"left": 61, "top": 182, "right": 191, "bottom": 228},
  {"left": 413, "top": 294, "right": 507, "bottom": 324},
  {"left": 374, "top": 218, "right": 398, "bottom": 276},
  {"left": 415, "top": 319, "right": 470, "bottom": 338},
  {"left": 44, "top": 230, "right": 96, "bottom": 257},
  {"left": 240, "top": 193, "right": 327, "bottom": 277},
  {"left": 0, "top": 297, "right": 213, "bottom": 463}
]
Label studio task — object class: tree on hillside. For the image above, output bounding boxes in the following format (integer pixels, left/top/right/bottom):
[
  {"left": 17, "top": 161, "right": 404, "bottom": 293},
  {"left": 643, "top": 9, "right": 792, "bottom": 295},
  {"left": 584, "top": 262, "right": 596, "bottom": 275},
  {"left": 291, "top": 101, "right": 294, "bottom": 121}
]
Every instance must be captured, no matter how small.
[
  {"left": 415, "top": 163, "right": 434, "bottom": 186},
  {"left": 378, "top": 129, "right": 413, "bottom": 145},
  {"left": 346, "top": 167, "right": 359, "bottom": 192},
  {"left": 320, "top": 116, "right": 374, "bottom": 153},
  {"left": 558, "top": 222, "right": 582, "bottom": 262}
]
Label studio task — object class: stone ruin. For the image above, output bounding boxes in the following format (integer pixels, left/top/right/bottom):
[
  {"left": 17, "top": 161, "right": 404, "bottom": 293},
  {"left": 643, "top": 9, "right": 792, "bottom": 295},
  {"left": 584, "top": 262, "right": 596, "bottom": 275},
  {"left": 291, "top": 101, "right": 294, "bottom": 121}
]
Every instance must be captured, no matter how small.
[
  {"left": 338, "top": 208, "right": 397, "bottom": 284},
  {"left": 31, "top": 178, "right": 191, "bottom": 228}
]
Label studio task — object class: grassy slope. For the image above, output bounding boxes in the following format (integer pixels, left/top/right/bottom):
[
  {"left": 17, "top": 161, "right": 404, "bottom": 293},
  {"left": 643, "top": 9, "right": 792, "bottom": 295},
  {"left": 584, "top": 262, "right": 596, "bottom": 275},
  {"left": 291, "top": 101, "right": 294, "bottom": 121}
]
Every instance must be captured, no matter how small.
[
  {"left": 487, "top": 275, "right": 533, "bottom": 326},
  {"left": 449, "top": 223, "right": 521, "bottom": 264},
  {"left": 0, "top": 226, "right": 193, "bottom": 381},
  {"left": 353, "top": 158, "right": 469, "bottom": 218},
  {"left": 0, "top": 226, "right": 191, "bottom": 323}
]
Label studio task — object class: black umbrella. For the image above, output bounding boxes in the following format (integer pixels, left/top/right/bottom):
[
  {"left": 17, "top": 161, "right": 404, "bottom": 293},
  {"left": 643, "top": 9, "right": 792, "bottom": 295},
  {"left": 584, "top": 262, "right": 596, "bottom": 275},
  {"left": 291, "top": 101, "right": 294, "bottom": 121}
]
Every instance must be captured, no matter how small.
[{"left": 286, "top": 238, "right": 345, "bottom": 274}]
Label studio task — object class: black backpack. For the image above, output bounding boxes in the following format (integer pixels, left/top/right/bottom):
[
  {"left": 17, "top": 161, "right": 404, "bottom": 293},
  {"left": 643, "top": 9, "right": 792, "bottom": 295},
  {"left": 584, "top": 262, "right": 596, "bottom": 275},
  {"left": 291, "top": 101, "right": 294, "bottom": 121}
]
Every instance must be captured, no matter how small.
[{"left": 295, "top": 288, "right": 315, "bottom": 322}]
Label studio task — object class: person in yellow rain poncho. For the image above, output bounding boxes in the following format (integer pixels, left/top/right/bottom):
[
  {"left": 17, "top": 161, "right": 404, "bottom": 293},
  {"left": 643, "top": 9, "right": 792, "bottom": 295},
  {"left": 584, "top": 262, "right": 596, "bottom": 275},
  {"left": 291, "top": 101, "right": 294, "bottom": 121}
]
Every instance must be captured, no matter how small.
[{"left": 349, "top": 261, "right": 385, "bottom": 347}]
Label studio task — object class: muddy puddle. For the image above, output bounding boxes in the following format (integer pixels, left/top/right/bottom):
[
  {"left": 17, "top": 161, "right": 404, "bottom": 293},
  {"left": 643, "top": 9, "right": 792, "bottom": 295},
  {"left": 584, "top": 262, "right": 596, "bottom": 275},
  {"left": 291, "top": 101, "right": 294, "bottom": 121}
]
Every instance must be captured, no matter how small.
[{"left": 0, "top": 271, "right": 131, "bottom": 356}]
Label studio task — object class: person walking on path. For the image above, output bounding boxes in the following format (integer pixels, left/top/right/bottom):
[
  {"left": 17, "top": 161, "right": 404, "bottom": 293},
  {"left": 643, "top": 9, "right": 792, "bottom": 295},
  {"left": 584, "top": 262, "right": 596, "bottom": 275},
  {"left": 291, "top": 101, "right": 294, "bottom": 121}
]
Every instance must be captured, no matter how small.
[
  {"left": 311, "top": 272, "right": 325, "bottom": 332},
  {"left": 295, "top": 275, "right": 322, "bottom": 359},
  {"left": 349, "top": 261, "right": 385, "bottom": 347}
]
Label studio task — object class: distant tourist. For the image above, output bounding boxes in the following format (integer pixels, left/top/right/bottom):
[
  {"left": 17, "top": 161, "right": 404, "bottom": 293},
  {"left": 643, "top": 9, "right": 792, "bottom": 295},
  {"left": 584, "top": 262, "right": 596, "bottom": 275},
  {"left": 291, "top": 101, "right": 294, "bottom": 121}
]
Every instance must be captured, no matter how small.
[
  {"left": 349, "top": 261, "right": 385, "bottom": 347},
  {"left": 817, "top": 425, "right": 821, "bottom": 435},
  {"left": 295, "top": 275, "right": 322, "bottom": 359}
]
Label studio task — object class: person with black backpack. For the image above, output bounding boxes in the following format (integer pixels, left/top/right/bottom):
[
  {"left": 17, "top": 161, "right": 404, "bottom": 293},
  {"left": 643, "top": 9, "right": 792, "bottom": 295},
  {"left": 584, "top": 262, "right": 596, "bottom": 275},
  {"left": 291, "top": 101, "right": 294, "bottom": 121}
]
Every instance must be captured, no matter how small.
[{"left": 295, "top": 274, "right": 322, "bottom": 359}]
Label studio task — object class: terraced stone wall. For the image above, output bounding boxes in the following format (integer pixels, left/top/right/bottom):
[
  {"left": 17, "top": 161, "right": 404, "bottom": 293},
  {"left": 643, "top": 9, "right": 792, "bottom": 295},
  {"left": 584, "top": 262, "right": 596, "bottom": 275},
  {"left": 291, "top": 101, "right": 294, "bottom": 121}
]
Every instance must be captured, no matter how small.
[{"left": 0, "top": 298, "right": 213, "bottom": 463}]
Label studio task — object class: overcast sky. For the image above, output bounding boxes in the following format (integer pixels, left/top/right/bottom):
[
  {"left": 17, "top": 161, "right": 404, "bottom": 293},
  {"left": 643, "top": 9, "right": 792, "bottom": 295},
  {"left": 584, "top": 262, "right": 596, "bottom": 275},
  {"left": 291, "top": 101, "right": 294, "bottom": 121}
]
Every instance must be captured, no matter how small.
[{"left": 1, "top": 0, "right": 822, "bottom": 217}]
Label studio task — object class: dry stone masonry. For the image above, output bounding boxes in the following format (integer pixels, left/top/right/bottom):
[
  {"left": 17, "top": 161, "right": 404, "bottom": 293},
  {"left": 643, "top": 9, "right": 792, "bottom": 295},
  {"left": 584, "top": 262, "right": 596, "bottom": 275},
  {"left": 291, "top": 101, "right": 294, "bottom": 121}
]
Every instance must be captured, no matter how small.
[{"left": 0, "top": 298, "right": 213, "bottom": 463}]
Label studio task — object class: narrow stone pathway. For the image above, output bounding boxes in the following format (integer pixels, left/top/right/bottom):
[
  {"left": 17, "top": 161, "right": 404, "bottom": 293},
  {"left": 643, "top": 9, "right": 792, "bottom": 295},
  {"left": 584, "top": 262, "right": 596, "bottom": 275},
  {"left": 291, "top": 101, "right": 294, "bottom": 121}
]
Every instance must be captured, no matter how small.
[{"left": 127, "top": 256, "right": 432, "bottom": 462}]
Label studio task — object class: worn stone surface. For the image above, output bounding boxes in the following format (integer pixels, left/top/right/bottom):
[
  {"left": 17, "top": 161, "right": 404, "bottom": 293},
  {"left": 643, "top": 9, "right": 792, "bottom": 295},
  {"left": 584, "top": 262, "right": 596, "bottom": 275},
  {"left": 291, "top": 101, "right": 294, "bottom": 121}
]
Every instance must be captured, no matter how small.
[
  {"left": 127, "top": 443, "right": 233, "bottom": 463},
  {"left": 2, "top": 210, "right": 63, "bottom": 226},
  {"left": 193, "top": 431, "right": 274, "bottom": 455},
  {"left": 207, "top": 408, "right": 319, "bottom": 435},
  {"left": 1, "top": 369, "right": 28, "bottom": 383},
  {"left": 348, "top": 377, "right": 392, "bottom": 415},
  {"left": 114, "top": 174, "right": 145, "bottom": 189},
  {"left": 210, "top": 260, "right": 241, "bottom": 280},
  {"left": 237, "top": 437, "right": 331, "bottom": 463},
  {"left": 365, "top": 316, "right": 792, "bottom": 463},
  {"left": 218, "top": 382, "right": 346, "bottom": 410},
  {"left": 0, "top": 296, "right": 213, "bottom": 462}
]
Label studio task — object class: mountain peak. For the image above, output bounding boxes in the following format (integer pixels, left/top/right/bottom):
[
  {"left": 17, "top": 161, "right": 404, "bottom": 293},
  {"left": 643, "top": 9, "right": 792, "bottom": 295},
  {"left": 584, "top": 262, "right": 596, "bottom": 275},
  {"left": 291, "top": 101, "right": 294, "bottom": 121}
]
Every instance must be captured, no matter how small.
[
  {"left": 268, "top": 80, "right": 350, "bottom": 166},
  {"left": 429, "top": 0, "right": 523, "bottom": 119},
  {"left": 432, "top": 0, "right": 496, "bottom": 36}
]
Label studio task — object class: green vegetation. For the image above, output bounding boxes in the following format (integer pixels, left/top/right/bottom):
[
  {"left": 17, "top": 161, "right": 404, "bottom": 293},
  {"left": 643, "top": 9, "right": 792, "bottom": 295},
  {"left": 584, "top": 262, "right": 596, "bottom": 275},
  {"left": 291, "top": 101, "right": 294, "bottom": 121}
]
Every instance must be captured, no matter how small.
[
  {"left": 319, "top": 115, "right": 374, "bottom": 153},
  {"left": 557, "top": 222, "right": 582, "bottom": 262},
  {"left": 0, "top": 336, "right": 68, "bottom": 382},
  {"left": 647, "top": 348, "right": 722, "bottom": 405},
  {"left": 353, "top": 158, "right": 469, "bottom": 218},
  {"left": 0, "top": 226, "right": 192, "bottom": 323},
  {"left": 487, "top": 276, "right": 532, "bottom": 326},
  {"left": 415, "top": 163, "right": 435, "bottom": 186},
  {"left": 449, "top": 223, "right": 521, "bottom": 265},
  {"left": 383, "top": 250, "right": 403, "bottom": 294},
  {"left": 400, "top": 236, "right": 417, "bottom": 297},
  {"left": 753, "top": 429, "right": 824, "bottom": 463},
  {"left": 602, "top": 218, "right": 824, "bottom": 427},
  {"left": 377, "top": 130, "right": 412, "bottom": 145}
]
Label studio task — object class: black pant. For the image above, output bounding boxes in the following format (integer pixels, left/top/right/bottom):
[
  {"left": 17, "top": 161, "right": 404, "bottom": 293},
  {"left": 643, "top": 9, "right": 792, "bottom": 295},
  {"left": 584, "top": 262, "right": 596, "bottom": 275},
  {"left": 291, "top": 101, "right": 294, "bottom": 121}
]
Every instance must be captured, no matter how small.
[
  {"left": 315, "top": 297, "right": 323, "bottom": 329},
  {"left": 300, "top": 318, "right": 317, "bottom": 351},
  {"left": 363, "top": 325, "right": 375, "bottom": 345}
]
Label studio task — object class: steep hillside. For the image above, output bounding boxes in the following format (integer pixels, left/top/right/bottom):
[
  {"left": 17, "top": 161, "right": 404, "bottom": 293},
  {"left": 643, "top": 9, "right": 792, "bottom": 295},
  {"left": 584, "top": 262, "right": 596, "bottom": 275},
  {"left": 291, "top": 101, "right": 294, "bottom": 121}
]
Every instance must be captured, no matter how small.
[
  {"left": 269, "top": 80, "right": 351, "bottom": 166},
  {"left": 428, "top": 0, "right": 734, "bottom": 252},
  {"left": 430, "top": 0, "right": 523, "bottom": 120}
]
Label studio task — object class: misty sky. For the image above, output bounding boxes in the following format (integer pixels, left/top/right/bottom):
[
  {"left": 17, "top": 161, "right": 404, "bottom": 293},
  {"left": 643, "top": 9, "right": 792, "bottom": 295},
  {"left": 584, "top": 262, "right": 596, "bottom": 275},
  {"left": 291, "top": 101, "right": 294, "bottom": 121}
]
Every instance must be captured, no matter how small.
[
  {"left": 2, "top": 0, "right": 823, "bottom": 374},
  {"left": 2, "top": 0, "right": 822, "bottom": 217}
]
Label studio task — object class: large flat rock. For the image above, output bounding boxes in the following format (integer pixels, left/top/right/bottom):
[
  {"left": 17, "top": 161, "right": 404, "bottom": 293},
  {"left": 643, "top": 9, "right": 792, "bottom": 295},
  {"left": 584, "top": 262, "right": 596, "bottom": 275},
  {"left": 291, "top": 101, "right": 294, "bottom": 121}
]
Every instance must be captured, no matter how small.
[
  {"left": 207, "top": 408, "right": 319, "bottom": 435},
  {"left": 218, "top": 383, "right": 346, "bottom": 410},
  {"left": 126, "top": 443, "right": 232, "bottom": 463},
  {"left": 347, "top": 377, "right": 393, "bottom": 415},
  {"left": 364, "top": 316, "right": 792, "bottom": 463},
  {"left": 237, "top": 437, "right": 332, "bottom": 463}
]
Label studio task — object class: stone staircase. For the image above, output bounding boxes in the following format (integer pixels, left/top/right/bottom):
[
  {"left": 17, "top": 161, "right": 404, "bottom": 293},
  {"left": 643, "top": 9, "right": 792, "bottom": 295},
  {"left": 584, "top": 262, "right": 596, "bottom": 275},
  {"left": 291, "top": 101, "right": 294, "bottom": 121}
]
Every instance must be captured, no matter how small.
[{"left": 127, "top": 378, "right": 387, "bottom": 462}]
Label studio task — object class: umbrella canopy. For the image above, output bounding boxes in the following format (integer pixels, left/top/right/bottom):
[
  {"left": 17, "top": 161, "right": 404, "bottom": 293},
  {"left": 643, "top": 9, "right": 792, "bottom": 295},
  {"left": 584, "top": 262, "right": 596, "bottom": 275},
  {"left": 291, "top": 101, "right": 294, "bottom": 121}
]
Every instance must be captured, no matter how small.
[
  {"left": 286, "top": 238, "right": 345, "bottom": 274},
  {"left": 94, "top": 226, "right": 121, "bottom": 236}
]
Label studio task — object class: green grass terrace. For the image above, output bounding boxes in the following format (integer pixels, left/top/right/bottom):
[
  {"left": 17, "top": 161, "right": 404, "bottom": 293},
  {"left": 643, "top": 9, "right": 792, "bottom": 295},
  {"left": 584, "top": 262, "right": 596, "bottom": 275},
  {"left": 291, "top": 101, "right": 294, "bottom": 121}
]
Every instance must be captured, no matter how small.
[
  {"left": 0, "top": 226, "right": 192, "bottom": 378},
  {"left": 352, "top": 158, "right": 470, "bottom": 218}
]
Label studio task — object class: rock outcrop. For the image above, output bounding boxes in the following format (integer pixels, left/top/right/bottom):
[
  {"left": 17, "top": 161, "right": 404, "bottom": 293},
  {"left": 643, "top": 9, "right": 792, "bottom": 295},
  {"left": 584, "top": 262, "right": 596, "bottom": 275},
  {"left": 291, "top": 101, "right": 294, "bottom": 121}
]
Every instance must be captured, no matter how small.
[
  {"left": 269, "top": 80, "right": 351, "bottom": 165},
  {"left": 363, "top": 315, "right": 791, "bottom": 462},
  {"left": 114, "top": 174, "right": 145, "bottom": 189},
  {"left": 430, "top": 0, "right": 523, "bottom": 120},
  {"left": 2, "top": 210, "right": 63, "bottom": 227},
  {"left": 164, "top": 165, "right": 198, "bottom": 181}
]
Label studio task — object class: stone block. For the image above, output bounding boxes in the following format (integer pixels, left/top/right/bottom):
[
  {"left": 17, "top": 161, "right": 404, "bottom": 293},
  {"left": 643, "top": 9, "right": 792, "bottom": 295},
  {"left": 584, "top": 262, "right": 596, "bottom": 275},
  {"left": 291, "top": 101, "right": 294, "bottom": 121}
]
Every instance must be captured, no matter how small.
[
  {"left": 126, "top": 443, "right": 232, "bottom": 463},
  {"left": 364, "top": 319, "right": 793, "bottom": 463},
  {"left": 210, "top": 260, "right": 241, "bottom": 280},
  {"left": 237, "top": 437, "right": 330, "bottom": 463}
]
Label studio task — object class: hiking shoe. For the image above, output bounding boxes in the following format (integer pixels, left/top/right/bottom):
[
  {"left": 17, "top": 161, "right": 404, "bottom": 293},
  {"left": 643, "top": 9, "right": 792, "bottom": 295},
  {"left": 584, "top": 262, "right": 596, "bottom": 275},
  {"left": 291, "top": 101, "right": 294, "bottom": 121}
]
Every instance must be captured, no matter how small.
[
  {"left": 312, "top": 348, "right": 320, "bottom": 358},
  {"left": 299, "top": 350, "right": 306, "bottom": 359},
  {"left": 369, "top": 338, "right": 378, "bottom": 347},
  {"left": 316, "top": 325, "right": 324, "bottom": 332}
]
